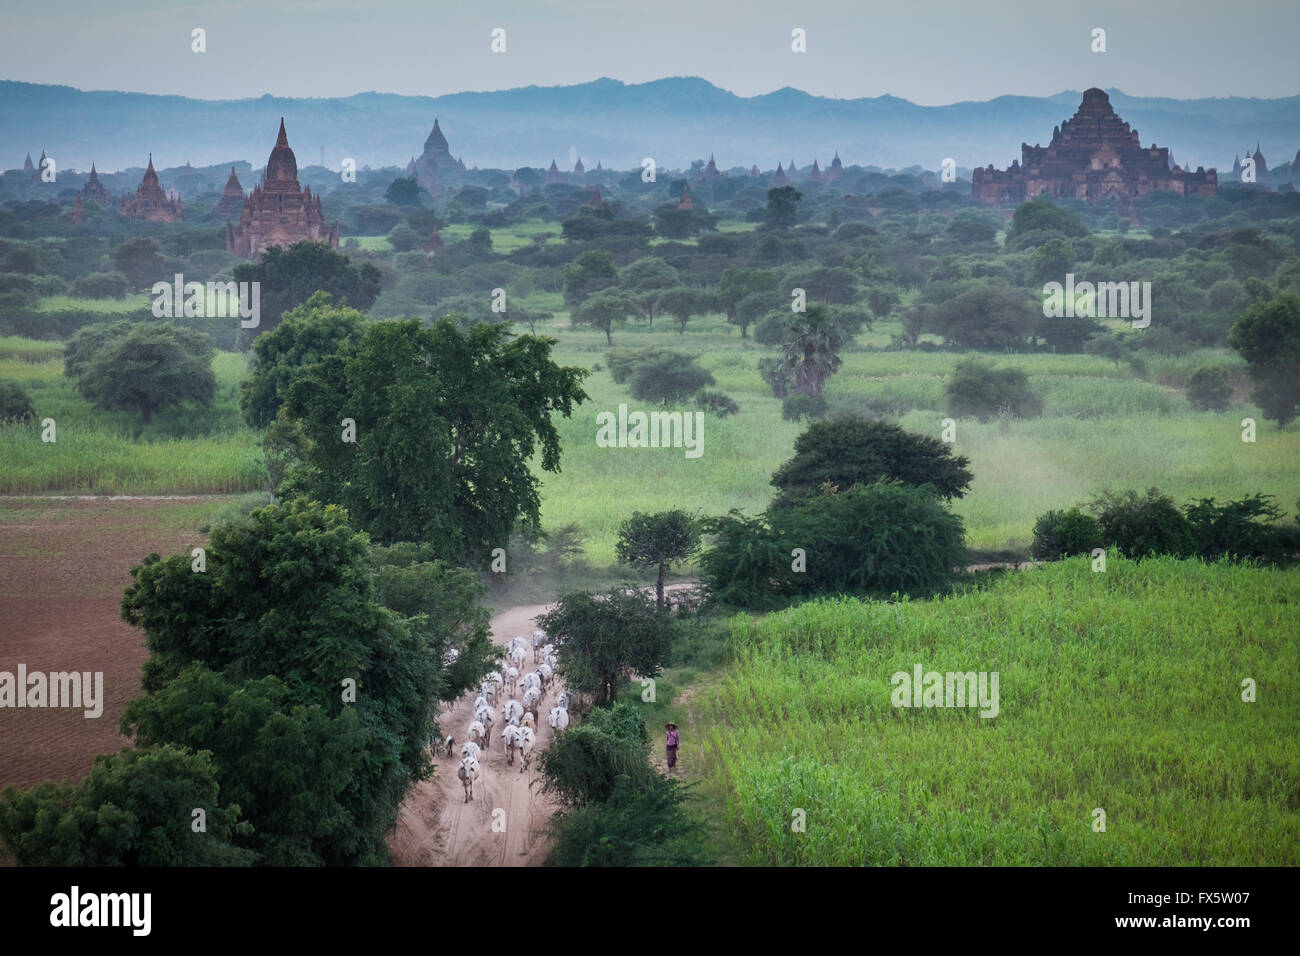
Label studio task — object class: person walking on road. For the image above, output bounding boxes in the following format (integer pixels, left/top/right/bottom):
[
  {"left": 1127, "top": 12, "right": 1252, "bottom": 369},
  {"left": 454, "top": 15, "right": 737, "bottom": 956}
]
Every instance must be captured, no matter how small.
[{"left": 665, "top": 722, "right": 680, "bottom": 770}]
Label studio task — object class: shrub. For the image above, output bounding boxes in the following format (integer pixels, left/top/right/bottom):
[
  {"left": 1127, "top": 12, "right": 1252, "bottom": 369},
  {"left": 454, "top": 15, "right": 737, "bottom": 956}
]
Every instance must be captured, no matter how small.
[
  {"left": 1088, "top": 488, "right": 1195, "bottom": 558},
  {"left": 538, "top": 701, "right": 653, "bottom": 806},
  {"left": 0, "top": 379, "right": 36, "bottom": 422},
  {"left": 1185, "top": 365, "right": 1232, "bottom": 411},
  {"left": 781, "top": 392, "right": 828, "bottom": 421},
  {"left": 386, "top": 223, "right": 421, "bottom": 252},
  {"left": 695, "top": 390, "right": 738, "bottom": 416},
  {"left": 946, "top": 358, "right": 1044, "bottom": 421},
  {"left": 545, "top": 774, "right": 709, "bottom": 867},
  {"left": 1184, "top": 494, "right": 1300, "bottom": 565},
  {"left": 1030, "top": 508, "right": 1104, "bottom": 561},
  {"left": 771, "top": 416, "right": 973, "bottom": 504},
  {"left": 700, "top": 480, "right": 966, "bottom": 607},
  {"left": 606, "top": 347, "right": 715, "bottom": 404}
]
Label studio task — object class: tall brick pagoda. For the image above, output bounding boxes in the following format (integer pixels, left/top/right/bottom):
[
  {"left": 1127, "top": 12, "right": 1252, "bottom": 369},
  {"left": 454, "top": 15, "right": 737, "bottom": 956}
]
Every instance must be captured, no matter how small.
[
  {"left": 972, "top": 88, "right": 1216, "bottom": 203},
  {"left": 120, "top": 155, "right": 183, "bottom": 221},
  {"left": 226, "top": 119, "right": 339, "bottom": 259},
  {"left": 216, "top": 167, "right": 245, "bottom": 217},
  {"left": 414, "top": 118, "right": 459, "bottom": 188},
  {"left": 82, "top": 163, "right": 110, "bottom": 204}
]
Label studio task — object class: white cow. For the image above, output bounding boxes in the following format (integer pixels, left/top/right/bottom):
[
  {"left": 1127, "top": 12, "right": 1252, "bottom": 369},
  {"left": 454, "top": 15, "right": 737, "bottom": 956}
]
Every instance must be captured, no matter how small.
[
  {"left": 503, "top": 699, "right": 524, "bottom": 726},
  {"left": 532, "top": 630, "right": 547, "bottom": 663},
  {"left": 460, "top": 741, "right": 481, "bottom": 764},
  {"left": 458, "top": 757, "right": 481, "bottom": 802},
  {"left": 516, "top": 726, "right": 536, "bottom": 772},
  {"left": 501, "top": 724, "right": 521, "bottom": 765},
  {"left": 509, "top": 646, "right": 526, "bottom": 669},
  {"left": 504, "top": 666, "right": 519, "bottom": 696},
  {"left": 548, "top": 706, "right": 569, "bottom": 731},
  {"left": 538, "top": 663, "right": 553, "bottom": 686},
  {"left": 521, "top": 711, "right": 537, "bottom": 732},
  {"left": 474, "top": 695, "right": 488, "bottom": 713},
  {"left": 475, "top": 705, "right": 495, "bottom": 747},
  {"left": 467, "top": 720, "right": 486, "bottom": 748},
  {"left": 523, "top": 686, "right": 541, "bottom": 715},
  {"left": 480, "top": 681, "right": 497, "bottom": 705}
]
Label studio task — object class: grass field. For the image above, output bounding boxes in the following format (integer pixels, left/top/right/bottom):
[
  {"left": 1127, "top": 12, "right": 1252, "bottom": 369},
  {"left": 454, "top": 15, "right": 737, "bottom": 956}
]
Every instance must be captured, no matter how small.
[
  {"left": 34, "top": 294, "right": 150, "bottom": 313},
  {"left": 0, "top": 342, "right": 262, "bottom": 494},
  {"left": 347, "top": 218, "right": 565, "bottom": 254},
  {"left": 524, "top": 312, "right": 1300, "bottom": 562},
  {"left": 696, "top": 555, "right": 1300, "bottom": 865},
  {"left": 3, "top": 311, "right": 1296, "bottom": 557}
]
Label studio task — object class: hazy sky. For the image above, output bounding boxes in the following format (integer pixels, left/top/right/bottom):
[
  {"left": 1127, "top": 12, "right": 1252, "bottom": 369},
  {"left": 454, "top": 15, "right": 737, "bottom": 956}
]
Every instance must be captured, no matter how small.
[{"left": 2, "top": 0, "right": 1296, "bottom": 104}]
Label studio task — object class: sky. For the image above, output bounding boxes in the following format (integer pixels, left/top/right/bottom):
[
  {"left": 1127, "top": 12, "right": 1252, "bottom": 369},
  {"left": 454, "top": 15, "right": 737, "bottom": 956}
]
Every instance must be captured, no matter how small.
[{"left": 1, "top": 0, "right": 1297, "bottom": 105}]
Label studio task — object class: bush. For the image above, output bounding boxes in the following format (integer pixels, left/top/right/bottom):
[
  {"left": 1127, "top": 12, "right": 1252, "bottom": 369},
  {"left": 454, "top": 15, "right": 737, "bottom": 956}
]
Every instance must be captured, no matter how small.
[
  {"left": 1088, "top": 488, "right": 1195, "bottom": 558},
  {"left": 700, "top": 480, "right": 967, "bottom": 607},
  {"left": 538, "top": 701, "right": 654, "bottom": 806},
  {"left": 1030, "top": 507, "right": 1104, "bottom": 561},
  {"left": 946, "top": 358, "right": 1044, "bottom": 421},
  {"left": 1185, "top": 365, "right": 1233, "bottom": 411},
  {"left": 387, "top": 223, "right": 421, "bottom": 252},
  {"left": 0, "top": 379, "right": 36, "bottom": 422},
  {"left": 781, "top": 392, "right": 828, "bottom": 421},
  {"left": 545, "top": 774, "right": 709, "bottom": 867},
  {"left": 771, "top": 416, "right": 973, "bottom": 504},
  {"left": 1184, "top": 494, "right": 1300, "bottom": 565},
  {"left": 607, "top": 347, "right": 715, "bottom": 404},
  {"left": 695, "top": 390, "right": 738, "bottom": 416}
]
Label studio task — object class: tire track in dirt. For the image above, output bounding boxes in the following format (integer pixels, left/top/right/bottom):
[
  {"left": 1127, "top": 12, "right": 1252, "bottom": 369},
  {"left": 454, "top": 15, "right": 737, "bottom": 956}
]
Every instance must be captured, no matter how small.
[{"left": 388, "top": 601, "right": 564, "bottom": 867}]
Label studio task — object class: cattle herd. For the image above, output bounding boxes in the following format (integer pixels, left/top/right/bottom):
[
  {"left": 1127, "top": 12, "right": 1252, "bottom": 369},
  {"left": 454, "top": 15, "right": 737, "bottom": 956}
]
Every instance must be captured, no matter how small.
[{"left": 448, "top": 629, "right": 573, "bottom": 803}]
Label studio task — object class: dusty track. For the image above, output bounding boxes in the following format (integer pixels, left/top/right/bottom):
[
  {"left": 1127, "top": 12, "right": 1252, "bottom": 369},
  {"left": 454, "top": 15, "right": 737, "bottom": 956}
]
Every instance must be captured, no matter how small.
[{"left": 388, "top": 602, "right": 564, "bottom": 867}]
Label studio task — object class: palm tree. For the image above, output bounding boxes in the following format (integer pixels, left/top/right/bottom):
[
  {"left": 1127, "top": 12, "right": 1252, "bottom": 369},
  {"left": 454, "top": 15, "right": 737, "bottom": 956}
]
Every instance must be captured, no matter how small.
[{"left": 780, "top": 304, "right": 846, "bottom": 396}]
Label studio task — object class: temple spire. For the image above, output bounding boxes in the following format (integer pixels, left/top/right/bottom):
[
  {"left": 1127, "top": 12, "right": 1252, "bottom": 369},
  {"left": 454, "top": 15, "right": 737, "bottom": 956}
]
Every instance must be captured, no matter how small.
[{"left": 276, "top": 118, "right": 289, "bottom": 148}]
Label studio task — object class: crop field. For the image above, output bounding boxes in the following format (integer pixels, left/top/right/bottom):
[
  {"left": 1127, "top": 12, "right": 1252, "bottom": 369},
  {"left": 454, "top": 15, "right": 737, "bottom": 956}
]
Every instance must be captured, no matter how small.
[
  {"left": 3, "top": 312, "right": 1297, "bottom": 553},
  {"left": 697, "top": 555, "right": 1300, "bottom": 865},
  {"left": 0, "top": 340, "right": 262, "bottom": 494}
]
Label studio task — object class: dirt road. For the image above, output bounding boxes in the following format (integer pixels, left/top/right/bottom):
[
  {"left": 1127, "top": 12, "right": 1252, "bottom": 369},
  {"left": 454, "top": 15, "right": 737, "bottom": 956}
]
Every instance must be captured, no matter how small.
[{"left": 388, "top": 602, "right": 564, "bottom": 867}]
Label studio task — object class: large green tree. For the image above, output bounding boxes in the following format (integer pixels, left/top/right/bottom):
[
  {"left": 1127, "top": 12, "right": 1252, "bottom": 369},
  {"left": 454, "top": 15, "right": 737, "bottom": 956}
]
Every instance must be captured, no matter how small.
[
  {"left": 715, "top": 268, "right": 778, "bottom": 338},
  {"left": 615, "top": 510, "right": 702, "bottom": 606},
  {"left": 0, "top": 745, "right": 255, "bottom": 866},
  {"left": 763, "top": 186, "right": 803, "bottom": 230},
  {"left": 771, "top": 417, "right": 973, "bottom": 505},
  {"left": 930, "top": 284, "right": 1039, "bottom": 350},
  {"left": 618, "top": 257, "right": 680, "bottom": 325},
  {"left": 73, "top": 321, "right": 215, "bottom": 424},
  {"left": 238, "top": 291, "right": 366, "bottom": 428},
  {"left": 574, "top": 288, "right": 641, "bottom": 345},
  {"left": 1228, "top": 292, "right": 1300, "bottom": 426},
  {"left": 538, "top": 588, "right": 674, "bottom": 706},
  {"left": 283, "top": 318, "right": 587, "bottom": 560},
  {"left": 117, "top": 499, "right": 490, "bottom": 865},
  {"left": 233, "top": 241, "right": 381, "bottom": 337},
  {"left": 111, "top": 237, "right": 166, "bottom": 290}
]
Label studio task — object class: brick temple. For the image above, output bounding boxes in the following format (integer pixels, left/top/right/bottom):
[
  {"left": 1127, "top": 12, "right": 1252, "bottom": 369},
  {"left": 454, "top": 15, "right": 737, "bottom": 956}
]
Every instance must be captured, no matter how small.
[
  {"left": 413, "top": 118, "right": 464, "bottom": 189},
  {"left": 82, "top": 163, "right": 110, "bottom": 204},
  {"left": 226, "top": 119, "right": 338, "bottom": 259},
  {"left": 120, "top": 155, "right": 183, "bottom": 221},
  {"left": 972, "top": 88, "right": 1217, "bottom": 204},
  {"left": 216, "top": 167, "right": 245, "bottom": 217}
]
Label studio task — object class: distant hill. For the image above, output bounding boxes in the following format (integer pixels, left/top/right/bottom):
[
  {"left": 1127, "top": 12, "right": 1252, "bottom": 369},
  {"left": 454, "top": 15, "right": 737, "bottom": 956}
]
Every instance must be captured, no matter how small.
[{"left": 2, "top": 77, "right": 1297, "bottom": 176}]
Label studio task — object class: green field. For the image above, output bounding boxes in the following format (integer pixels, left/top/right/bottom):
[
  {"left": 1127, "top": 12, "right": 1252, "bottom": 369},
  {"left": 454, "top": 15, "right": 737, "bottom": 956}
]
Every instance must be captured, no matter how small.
[
  {"left": 0, "top": 341, "right": 262, "bottom": 494},
  {"left": 347, "top": 218, "right": 565, "bottom": 254},
  {"left": 697, "top": 555, "right": 1300, "bottom": 865},
  {"left": 3, "top": 314, "right": 1297, "bottom": 555}
]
